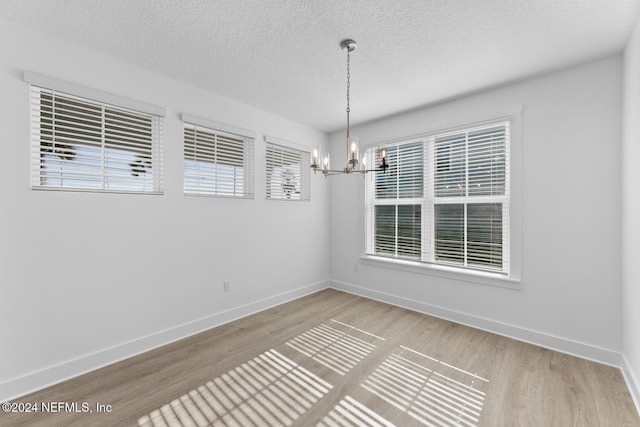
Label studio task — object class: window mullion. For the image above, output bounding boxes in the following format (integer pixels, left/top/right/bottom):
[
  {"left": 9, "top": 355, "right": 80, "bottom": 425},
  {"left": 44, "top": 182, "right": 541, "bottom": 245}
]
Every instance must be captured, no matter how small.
[
  {"left": 394, "top": 204, "right": 399, "bottom": 258},
  {"left": 426, "top": 138, "right": 433, "bottom": 264},
  {"left": 464, "top": 131, "right": 469, "bottom": 267},
  {"left": 464, "top": 203, "right": 469, "bottom": 268},
  {"left": 101, "top": 105, "right": 106, "bottom": 191},
  {"left": 395, "top": 144, "right": 400, "bottom": 257},
  {"left": 397, "top": 143, "right": 402, "bottom": 257}
]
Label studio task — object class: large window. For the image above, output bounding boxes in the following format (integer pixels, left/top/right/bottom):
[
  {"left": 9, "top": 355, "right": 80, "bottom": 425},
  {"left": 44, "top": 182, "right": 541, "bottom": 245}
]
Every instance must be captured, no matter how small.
[
  {"left": 183, "top": 120, "right": 254, "bottom": 198},
  {"left": 29, "top": 84, "right": 163, "bottom": 193},
  {"left": 265, "top": 138, "right": 310, "bottom": 201},
  {"left": 365, "top": 122, "right": 510, "bottom": 275}
]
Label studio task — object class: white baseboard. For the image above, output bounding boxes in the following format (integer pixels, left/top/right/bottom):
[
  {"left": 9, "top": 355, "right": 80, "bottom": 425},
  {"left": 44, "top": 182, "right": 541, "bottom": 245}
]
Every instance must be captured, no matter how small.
[
  {"left": 3, "top": 279, "right": 629, "bottom": 407},
  {"left": 0, "top": 280, "right": 329, "bottom": 403},
  {"left": 622, "top": 354, "right": 640, "bottom": 417},
  {"left": 330, "top": 280, "right": 622, "bottom": 367}
]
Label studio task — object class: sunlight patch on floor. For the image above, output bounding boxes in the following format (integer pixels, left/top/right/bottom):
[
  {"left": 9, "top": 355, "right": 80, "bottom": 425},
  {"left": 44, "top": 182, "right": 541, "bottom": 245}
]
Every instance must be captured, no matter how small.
[
  {"left": 138, "top": 349, "right": 332, "bottom": 427},
  {"left": 285, "top": 319, "right": 385, "bottom": 375},
  {"left": 317, "top": 395, "right": 396, "bottom": 427},
  {"left": 361, "top": 346, "right": 489, "bottom": 427}
]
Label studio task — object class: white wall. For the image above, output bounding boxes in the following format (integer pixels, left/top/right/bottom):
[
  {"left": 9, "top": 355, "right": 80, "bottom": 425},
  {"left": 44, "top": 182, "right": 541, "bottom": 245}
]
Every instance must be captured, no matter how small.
[
  {"left": 329, "top": 56, "right": 623, "bottom": 364},
  {"left": 623, "top": 14, "right": 640, "bottom": 411},
  {"left": 0, "top": 17, "right": 329, "bottom": 401}
]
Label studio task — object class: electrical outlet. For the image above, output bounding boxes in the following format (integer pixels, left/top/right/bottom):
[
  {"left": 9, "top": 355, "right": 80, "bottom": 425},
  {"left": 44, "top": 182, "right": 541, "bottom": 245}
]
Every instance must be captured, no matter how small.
[
  {"left": 223, "top": 280, "right": 231, "bottom": 292},
  {"left": 353, "top": 263, "right": 359, "bottom": 272}
]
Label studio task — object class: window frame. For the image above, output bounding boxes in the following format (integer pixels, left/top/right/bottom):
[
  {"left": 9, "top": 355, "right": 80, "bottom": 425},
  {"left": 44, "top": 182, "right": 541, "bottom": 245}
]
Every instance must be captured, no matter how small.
[
  {"left": 430, "top": 123, "right": 510, "bottom": 272},
  {"left": 363, "top": 115, "right": 521, "bottom": 288},
  {"left": 265, "top": 136, "right": 311, "bottom": 201},
  {"left": 182, "top": 114, "right": 255, "bottom": 199},
  {"left": 26, "top": 72, "right": 165, "bottom": 194}
]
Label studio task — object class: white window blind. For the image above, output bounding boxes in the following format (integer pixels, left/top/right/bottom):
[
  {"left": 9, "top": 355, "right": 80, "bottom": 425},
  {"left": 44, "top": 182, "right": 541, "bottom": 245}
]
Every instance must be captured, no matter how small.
[
  {"left": 183, "top": 122, "right": 254, "bottom": 198},
  {"left": 29, "top": 85, "right": 163, "bottom": 193},
  {"left": 265, "top": 138, "right": 310, "bottom": 201},
  {"left": 366, "top": 140, "right": 425, "bottom": 260},
  {"left": 434, "top": 124, "right": 508, "bottom": 271},
  {"left": 365, "top": 121, "right": 510, "bottom": 275}
]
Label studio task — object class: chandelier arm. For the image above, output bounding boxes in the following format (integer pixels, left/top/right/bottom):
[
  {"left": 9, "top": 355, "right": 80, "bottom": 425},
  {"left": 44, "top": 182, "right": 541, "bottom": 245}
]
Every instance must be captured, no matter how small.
[{"left": 312, "top": 166, "right": 389, "bottom": 175}]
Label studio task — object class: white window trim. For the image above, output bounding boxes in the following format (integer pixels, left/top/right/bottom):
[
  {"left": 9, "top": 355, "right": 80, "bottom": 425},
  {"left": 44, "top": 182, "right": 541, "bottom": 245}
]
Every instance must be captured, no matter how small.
[
  {"left": 264, "top": 135, "right": 309, "bottom": 152},
  {"left": 181, "top": 113, "right": 256, "bottom": 140},
  {"left": 24, "top": 71, "right": 166, "bottom": 117},
  {"left": 360, "top": 254, "right": 522, "bottom": 289},
  {"left": 362, "top": 110, "right": 523, "bottom": 287},
  {"left": 30, "top": 187, "right": 164, "bottom": 196}
]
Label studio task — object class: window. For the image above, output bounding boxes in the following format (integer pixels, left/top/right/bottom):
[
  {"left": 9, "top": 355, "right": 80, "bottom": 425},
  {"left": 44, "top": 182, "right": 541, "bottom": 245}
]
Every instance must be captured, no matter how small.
[
  {"left": 265, "top": 137, "right": 310, "bottom": 201},
  {"left": 183, "top": 119, "right": 254, "bottom": 198},
  {"left": 365, "top": 122, "right": 510, "bottom": 275},
  {"left": 29, "top": 81, "right": 163, "bottom": 193},
  {"left": 370, "top": 140, "right": 424, "bottom": 259}
]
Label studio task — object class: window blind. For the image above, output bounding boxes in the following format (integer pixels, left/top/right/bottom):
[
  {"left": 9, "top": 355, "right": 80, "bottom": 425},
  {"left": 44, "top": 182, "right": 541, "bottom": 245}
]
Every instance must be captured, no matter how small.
[
  {"left": 366, "top": 140, "right": 425, "bottom": 259},
  {"left": 29, "top": 85, "right": 163, "bottom": 193},
  {"left": 365, "top": 121, "right": 510, "bottom": 275},
  {"left": 183, "top": 123, "right": 254, "bottom": 198},
  {"left": 434, "top": 124, "right": 508, "bottom": 271},
  {"left": 265, "top": 139, "right": 310, "bottom": 201}
]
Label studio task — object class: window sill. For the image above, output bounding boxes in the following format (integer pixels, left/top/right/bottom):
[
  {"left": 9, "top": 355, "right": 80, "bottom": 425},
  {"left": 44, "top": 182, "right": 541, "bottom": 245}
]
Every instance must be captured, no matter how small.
[
  {"left": 360, "top": 255, "right": 522, "bottom": 290},
  {"left": 184, "top": 192, "right": 254, "bottom": 199},
  {"left": 32, "top": 186, "right": 163, "bottom": 195}
]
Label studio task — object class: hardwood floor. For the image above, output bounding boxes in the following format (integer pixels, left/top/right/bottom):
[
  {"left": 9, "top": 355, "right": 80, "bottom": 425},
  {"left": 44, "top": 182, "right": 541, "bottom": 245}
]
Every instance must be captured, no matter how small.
[{"left": 2, "top": 289, "right": 639, "bottom": 426}]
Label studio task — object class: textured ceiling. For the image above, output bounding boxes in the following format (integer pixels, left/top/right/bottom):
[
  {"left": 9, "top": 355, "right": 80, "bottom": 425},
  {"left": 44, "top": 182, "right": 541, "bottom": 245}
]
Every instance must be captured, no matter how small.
[{"left": 1, "top": 0, "right": 638, "bottom": 132}]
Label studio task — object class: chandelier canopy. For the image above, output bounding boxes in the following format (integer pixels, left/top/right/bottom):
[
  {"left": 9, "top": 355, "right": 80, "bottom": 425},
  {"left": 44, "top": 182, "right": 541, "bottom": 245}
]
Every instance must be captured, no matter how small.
[{"left": 310, "top": 39, "right": 389, "bottom": 176}]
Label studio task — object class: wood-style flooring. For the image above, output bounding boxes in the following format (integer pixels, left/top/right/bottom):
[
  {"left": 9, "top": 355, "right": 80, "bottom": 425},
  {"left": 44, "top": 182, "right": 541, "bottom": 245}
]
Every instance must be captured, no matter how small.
[{"left": 2, "top": 289, "right": 639, "bottom": 426}]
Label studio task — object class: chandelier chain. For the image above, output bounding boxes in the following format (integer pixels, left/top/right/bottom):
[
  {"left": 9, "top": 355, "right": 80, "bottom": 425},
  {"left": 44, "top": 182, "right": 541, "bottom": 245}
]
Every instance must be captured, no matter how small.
[{"left": 346, "top": 50, "right": 351, "bottom": 113}]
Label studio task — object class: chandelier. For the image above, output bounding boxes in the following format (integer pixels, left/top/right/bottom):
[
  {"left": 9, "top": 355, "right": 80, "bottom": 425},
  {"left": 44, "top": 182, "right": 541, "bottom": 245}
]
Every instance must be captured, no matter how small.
[{"left": 310, "top": 39, "right": 389, "bottom": 175}]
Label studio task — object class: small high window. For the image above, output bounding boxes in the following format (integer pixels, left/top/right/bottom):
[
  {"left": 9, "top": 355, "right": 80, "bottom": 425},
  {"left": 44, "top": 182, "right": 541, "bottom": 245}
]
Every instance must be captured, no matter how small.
[
  {"left": 265, "top": 137, "right": 310, "bottom": 201},
  {"left": 29, "top": 80, "right": 163, "bottom": 194},
  {"left": 183, "top": 120, "right": 254, "bottom": 198}
]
